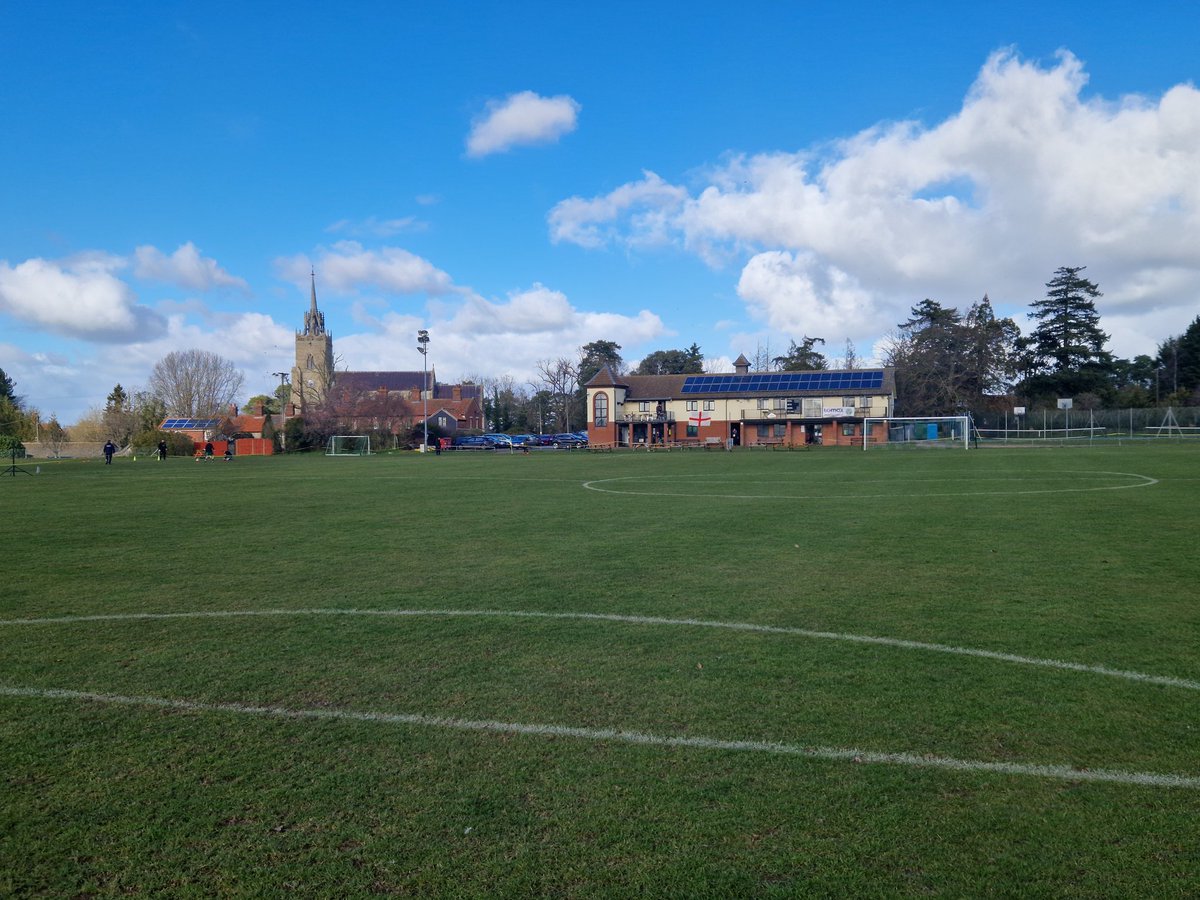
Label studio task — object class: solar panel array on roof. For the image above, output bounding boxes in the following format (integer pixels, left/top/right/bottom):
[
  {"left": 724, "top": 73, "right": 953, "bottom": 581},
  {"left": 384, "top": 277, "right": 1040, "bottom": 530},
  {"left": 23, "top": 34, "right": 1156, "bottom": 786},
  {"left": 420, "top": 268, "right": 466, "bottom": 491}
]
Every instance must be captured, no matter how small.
[
  {"left": 161, "top": 418, "right": 222, "bottom": 429},
  {"left": 680, "top": 371, "right": 884, "bottom": 394}
]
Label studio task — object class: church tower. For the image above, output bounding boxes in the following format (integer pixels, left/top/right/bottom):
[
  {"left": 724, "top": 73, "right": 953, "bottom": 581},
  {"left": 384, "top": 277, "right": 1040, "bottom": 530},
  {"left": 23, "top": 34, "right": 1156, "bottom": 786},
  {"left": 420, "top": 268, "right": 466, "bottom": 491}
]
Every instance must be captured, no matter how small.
[{"left": 291, "top": 271, "right": 334, "bottom": 413}]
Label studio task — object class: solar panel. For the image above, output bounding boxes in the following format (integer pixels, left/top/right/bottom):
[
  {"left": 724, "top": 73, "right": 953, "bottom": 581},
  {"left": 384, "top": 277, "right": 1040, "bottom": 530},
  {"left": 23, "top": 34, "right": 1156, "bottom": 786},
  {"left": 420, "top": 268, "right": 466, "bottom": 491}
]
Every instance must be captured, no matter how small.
[
  {"left": 681, "top": 371, "right": 883, "bottom": 394},
  {"left": 161, "top": 418, "right": 221, "bottom": 429}
]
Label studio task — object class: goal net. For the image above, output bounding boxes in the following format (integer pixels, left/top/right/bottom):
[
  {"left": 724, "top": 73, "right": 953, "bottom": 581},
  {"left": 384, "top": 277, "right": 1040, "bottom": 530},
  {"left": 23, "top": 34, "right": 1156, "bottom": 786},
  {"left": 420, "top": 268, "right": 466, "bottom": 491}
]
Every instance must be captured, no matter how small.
[
  {"left": 863, "top": 416, "right": 971, "bottom": 450},
  {"left": 326, "top": 435, "right": 371, "bottom": 456}
]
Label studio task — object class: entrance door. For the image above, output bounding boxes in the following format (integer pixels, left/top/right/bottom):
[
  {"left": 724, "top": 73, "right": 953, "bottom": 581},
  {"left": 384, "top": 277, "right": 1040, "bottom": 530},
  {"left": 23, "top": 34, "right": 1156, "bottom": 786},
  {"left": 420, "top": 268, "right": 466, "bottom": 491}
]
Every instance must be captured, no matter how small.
[{"left": 730, "top": 423, "right": 741, "bottom": 446}]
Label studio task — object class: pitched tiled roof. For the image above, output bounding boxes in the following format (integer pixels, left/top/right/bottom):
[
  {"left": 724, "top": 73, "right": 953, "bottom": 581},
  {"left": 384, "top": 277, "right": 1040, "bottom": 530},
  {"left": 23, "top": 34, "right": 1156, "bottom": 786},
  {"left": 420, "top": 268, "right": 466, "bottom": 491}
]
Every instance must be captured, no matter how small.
[
  {"left": 335, "top": 371, "right": 428, "bottom": 393},
  {"left": 585, "top": 364, "right": 627, "bottom": 388},
  {"left": 617, "top": 374, "right": 689, "bottom": 399}
]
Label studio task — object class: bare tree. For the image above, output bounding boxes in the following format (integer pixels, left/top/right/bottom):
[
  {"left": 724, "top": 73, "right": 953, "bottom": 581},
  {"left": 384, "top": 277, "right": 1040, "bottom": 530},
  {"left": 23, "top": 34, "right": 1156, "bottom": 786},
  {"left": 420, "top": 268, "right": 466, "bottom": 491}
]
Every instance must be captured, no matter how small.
[
  {"left": 149, "top": 349, "right": 245, "bottom": 417},
  {"left": 841, "top": 339, "right": 859, "bottom": 370},
  {"left": 535, "top": 357, "right": 580, "bottom": 432},
  {"left": 750, "top": 340, "right": 773, "bottom": 372}
]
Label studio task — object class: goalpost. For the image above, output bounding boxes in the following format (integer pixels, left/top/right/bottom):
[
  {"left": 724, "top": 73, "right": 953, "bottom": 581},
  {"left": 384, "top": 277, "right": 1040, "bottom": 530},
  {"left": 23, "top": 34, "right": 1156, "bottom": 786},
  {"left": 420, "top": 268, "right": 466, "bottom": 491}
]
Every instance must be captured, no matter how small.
[
  {"left": 326, "top": 435, "right": 371, "bottom": 456},
  {"left": 863, "top": 416, "right": 971, "bottom": 450}
]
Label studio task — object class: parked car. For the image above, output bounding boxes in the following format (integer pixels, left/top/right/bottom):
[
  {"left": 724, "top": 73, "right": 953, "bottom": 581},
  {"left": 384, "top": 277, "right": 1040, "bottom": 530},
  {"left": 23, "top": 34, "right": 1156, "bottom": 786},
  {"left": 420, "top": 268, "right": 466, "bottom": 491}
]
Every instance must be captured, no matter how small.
[
  {"left": 451, "top": 435, "right": 500, "bottom": 449},
  {"left": 546, "top": 432, "right": 587, "bottom": 448},
  {"left": 508, "top": 434, "right": 538, "bottom": 447},
  {"left": 483, "top": 433, "right": 513, "bottom": 447}
]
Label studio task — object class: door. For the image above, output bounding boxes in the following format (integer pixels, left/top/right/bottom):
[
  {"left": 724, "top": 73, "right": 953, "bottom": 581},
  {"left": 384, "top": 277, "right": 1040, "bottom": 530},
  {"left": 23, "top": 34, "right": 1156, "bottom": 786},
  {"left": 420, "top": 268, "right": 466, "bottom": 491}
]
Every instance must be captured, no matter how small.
[{"left": 730, "top": 423, "right": 741, "bottom": 446}]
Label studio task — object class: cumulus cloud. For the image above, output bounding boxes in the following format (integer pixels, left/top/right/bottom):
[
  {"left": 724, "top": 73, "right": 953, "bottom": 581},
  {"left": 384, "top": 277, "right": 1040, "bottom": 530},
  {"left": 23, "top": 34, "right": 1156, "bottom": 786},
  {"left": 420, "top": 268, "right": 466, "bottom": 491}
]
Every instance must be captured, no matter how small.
[
  {"left": 276, "top": 242, "right": 458, "bottom": 296},
  {"left": 332, "top": 283, "right": 665, "bottom": 384},
  {"left": 466, "top": 90, "right": 580, "bottom": 157},
  {"left": 0, "top": 253, "right": 167, "bottom": 343},
  {"left": 133, "top": 242, "right": 249, "bottom": 292},
  {"left": 549, "top": 49, "right": 1200, "bottom": 357}
]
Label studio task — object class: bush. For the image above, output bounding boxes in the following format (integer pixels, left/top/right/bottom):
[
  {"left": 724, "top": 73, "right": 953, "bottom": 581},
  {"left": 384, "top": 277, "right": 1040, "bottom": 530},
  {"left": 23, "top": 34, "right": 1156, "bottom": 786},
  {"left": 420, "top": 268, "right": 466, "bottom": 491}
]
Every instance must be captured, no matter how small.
[
  {"left": 131, "top": 429, "right": 194, "bottom": 457},
  {"left": 0, "top": 435, "right": 26, "bottom": 458}
]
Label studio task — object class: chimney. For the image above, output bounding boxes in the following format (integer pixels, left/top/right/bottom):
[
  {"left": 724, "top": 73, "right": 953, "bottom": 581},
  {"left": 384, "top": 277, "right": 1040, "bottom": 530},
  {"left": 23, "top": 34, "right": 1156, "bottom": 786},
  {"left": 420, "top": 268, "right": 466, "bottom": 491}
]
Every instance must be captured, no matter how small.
[
  {"left": 229, "top": 403, "right": 238, "bottom": 417},
  {"left": 410, "top": 387, "right": 421, "bottom": 401},
  {"left": 253, "top": 402, "right": 264, "bottom": 416},
  {"left": 452, "top": 385, "right": 462, "bottom": 401},
  {"left": 378, "top": 387, "right": 388, "bottom": 399}
]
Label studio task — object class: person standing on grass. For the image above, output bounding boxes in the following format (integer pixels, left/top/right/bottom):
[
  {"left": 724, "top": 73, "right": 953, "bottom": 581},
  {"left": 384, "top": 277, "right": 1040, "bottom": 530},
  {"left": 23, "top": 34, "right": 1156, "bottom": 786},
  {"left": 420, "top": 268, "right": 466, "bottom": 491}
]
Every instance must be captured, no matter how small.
[
  {"left": 204, "top": 441, "right": 214, "bottom": 460},
  {"left": 158, "top": 439, "right": 167, "bottom": 461},
  {"left": 103, "top": 440, "right": 116, "bottom": 464}
]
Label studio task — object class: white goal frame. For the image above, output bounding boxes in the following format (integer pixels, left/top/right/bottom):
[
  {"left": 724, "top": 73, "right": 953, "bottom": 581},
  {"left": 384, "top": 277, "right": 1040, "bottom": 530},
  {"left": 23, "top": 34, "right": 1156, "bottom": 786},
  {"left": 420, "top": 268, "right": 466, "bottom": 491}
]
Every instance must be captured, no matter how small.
[
  {"left": 326, "top": 435, "right": 371, "bottom": 456},
  {"left": 863, "top": 416, "right": 971, "bottom": 450}
]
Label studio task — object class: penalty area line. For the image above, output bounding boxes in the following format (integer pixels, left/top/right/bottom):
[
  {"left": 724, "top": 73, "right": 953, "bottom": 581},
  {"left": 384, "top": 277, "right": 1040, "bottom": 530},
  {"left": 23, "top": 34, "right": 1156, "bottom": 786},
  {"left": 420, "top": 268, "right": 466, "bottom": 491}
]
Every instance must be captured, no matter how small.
[{"left": 2, "top": 685, "right": 1198, "bottom": 790}]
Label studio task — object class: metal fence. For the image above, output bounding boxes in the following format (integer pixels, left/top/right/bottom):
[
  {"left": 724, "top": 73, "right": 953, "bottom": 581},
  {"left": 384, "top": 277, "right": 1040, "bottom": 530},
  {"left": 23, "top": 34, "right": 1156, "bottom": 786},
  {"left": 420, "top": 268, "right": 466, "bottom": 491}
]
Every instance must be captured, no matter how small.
[{"left": 970, "top": 406, "right": 1200, "bottom": 443}]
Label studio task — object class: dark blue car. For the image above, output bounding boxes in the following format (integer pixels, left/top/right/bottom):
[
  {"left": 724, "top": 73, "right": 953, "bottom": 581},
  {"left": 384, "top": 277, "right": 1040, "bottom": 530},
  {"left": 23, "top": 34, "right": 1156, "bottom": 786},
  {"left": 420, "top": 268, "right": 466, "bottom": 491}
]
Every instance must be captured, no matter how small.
[{"left": 451, "top": 435, "right": 500, "bottom": 449}]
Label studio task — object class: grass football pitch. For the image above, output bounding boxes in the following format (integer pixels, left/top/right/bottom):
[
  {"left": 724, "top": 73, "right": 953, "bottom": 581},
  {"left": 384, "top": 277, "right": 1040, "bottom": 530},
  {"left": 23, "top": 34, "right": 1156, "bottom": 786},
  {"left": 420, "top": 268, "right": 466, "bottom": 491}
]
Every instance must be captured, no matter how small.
[{"left": 2, "top": 444, "right": 1199, "bottom": 896}]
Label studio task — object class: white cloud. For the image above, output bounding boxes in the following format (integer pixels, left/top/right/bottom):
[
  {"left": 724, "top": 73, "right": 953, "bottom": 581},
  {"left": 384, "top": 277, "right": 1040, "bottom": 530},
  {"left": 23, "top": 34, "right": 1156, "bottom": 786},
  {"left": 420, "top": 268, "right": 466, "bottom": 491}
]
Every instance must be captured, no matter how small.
[
  {"left": 325, "top": 216, "right": 425, "bottom": 238},
  {"left": 133, "top": 242, "right": 248, "bottom": 292},
  {"left": 549, "top": 50, "right": 1200, "bottom": 357},
  {"left": 276, "top": 242, "right": 458, "bottom": 296},
  {"left": 0, "top": 253, "right": 166, "bottom": 343},
  {"left": 466, "top": 90, "right": 580, "bottom": 158},
  {"left": 332, "top": 283, "right": 665, "bottom": 385},
  {"left": 549, "top": 172, "right": 689, "bottom": 249}
]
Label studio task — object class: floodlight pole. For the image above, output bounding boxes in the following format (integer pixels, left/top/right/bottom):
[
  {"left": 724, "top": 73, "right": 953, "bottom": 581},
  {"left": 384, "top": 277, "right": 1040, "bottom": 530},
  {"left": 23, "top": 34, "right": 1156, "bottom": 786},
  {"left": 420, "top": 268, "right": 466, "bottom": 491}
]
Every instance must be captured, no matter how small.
[{"left": 417, "top": 330, "right": 430, "bottom": 452}]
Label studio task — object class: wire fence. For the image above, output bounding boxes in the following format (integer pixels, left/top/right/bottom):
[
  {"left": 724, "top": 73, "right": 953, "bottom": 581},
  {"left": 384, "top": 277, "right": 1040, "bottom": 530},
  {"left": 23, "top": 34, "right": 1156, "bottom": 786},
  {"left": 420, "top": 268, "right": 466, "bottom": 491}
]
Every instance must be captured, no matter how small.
[{"left": 970, "top": 406, "right": 1200, "bottom": 444}]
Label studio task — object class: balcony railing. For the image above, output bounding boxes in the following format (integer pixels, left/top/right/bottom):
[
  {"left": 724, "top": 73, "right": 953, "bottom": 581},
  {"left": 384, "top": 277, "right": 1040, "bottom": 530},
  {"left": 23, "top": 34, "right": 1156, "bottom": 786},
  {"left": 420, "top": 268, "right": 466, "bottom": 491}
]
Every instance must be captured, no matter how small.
[{"left": 619, "top": 411, "right": 676, "bottom": 422}]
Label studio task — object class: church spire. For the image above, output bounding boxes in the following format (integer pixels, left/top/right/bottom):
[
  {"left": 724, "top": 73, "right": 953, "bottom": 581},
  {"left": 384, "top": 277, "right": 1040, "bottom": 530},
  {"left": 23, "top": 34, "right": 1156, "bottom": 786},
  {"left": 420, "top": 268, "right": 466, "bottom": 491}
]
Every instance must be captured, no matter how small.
[{"left": 302, "top": 269, "right": 326, "bottom": 336}]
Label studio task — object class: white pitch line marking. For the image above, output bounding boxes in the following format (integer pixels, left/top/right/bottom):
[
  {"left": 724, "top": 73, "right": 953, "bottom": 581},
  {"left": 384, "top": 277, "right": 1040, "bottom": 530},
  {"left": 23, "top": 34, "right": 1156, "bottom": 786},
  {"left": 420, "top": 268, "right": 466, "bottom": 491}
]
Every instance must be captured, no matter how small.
[
  {"left": 1, "top": 608, "right": 1196, "bottom": 693},
  {"left": 2, "top": 685, "right": 1198, "bottom": 789},
  {"left": 581, "top": 471, "right": 1159, "bottom": 500}
]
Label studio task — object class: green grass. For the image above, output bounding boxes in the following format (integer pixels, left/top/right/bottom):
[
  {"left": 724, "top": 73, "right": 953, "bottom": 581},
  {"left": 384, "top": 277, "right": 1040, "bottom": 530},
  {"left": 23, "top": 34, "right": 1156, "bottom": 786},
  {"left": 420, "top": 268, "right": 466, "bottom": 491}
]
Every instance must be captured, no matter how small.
[{"left": 3, "top": 445, "right": 1200, "bottom": 896}]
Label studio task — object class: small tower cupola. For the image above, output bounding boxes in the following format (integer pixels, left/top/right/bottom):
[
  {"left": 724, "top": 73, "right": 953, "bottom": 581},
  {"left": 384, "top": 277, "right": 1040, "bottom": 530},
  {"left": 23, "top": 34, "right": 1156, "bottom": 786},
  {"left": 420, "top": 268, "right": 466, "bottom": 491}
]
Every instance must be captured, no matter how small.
[{"left": 733, "top": 353, "right": 751, "bottom": 375}]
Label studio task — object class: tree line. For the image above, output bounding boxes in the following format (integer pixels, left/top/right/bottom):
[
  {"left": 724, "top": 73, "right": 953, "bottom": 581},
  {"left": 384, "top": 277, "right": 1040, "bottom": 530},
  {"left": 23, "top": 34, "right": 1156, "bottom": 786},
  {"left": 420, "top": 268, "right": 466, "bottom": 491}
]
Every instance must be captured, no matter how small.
[{"left": 885, "top": 266, "right": 1200, "bottom": 415}]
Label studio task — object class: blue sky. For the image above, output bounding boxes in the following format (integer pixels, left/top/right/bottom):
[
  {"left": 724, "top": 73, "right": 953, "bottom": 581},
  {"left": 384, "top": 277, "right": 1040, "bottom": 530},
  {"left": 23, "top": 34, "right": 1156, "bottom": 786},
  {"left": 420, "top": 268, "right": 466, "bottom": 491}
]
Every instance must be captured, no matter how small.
[{"left": 3, "top": 1, "right": 1199, "bottom": 423}]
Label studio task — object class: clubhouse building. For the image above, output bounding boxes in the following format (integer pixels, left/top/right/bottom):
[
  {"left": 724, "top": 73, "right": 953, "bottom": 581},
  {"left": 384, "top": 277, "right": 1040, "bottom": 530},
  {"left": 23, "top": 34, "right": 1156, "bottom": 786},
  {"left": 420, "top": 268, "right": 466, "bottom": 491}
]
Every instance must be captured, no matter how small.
[{"left": 585, "top": 355, "right": 896, "bottom": 448}]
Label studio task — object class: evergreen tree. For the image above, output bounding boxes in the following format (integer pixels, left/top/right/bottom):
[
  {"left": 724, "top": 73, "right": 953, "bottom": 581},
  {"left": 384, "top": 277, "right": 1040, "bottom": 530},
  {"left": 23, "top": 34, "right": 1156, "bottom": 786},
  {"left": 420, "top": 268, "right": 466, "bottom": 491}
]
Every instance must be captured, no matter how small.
[
  {"left": 0, "top": 367, "right": 15, "bottom": 404},
  {"left": 1027, "top": 267, "right": 1111, "bottom": 374},
  {"left": 1162, "top": 315, "right": 1200, "bottom": 396},
  {"left": 1018, "top": 266, "right": 1112, "bottom": 402},
  {"left": 772, "top": 337, "right": 827, "bottom": 371},
  {"left": 635, "top": 344, "right": 705, "bottom": 375},
  {"left": 577, "top": 340, "right": 623, "bottom": 389}
]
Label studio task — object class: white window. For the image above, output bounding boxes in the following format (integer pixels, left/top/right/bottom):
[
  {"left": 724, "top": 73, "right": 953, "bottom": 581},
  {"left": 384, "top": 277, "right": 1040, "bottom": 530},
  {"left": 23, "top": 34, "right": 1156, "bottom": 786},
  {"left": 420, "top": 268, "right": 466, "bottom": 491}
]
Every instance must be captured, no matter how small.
[
  {"left": 774, "top": 397, "right": 787, "bottom": 409},
  {"left": 757, "top": 398, "right": 769, "bottom": 409},
  {"left": 686, "top": 400, "right": 698, "bottom": 411},
  {"left": 803, "top": 399, "right": 822, "bottom": 417},
  {"left": 703, "top": 399, "right": 715, "bottom": 411},
  {"left": 639, "top": 401, "right": 649, "bottom": 412}
]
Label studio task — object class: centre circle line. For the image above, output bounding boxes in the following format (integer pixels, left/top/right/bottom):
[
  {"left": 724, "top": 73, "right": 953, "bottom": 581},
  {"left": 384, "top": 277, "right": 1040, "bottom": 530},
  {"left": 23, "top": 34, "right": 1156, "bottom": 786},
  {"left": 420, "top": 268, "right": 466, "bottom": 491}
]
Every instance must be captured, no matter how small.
[{"left": 2, "top": 684, "right": 1197, "bottom": 790}]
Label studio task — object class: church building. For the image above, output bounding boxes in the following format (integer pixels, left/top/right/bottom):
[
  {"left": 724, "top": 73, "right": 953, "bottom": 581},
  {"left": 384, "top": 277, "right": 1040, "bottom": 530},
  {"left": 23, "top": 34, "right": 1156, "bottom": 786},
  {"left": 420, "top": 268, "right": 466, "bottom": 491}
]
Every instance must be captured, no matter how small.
[{"left": 288, "top": 274, "right": 483, "bottom": 437}]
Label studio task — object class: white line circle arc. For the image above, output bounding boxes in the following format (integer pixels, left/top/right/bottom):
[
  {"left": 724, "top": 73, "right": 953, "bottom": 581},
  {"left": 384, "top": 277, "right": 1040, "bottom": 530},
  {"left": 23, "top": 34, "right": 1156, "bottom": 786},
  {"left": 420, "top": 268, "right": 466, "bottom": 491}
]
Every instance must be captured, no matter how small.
[
  {"left": 581, "top": 470, "right": 1159, "bottom": 500},
  {"left": 2, "top": 608, "right": 1195, "bottom": 789}
]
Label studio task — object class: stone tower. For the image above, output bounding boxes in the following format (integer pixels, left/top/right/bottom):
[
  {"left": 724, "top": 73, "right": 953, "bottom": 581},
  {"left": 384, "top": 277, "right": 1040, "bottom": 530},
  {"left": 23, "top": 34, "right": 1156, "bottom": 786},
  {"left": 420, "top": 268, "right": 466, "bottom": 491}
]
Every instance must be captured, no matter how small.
[{"left": 290, "top": 271, "right": 333, "bottom": 413}]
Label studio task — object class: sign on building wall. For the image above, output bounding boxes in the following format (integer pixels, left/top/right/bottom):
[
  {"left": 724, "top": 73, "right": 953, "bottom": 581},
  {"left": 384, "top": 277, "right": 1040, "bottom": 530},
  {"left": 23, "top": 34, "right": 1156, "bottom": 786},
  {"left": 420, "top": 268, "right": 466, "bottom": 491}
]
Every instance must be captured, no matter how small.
[{"left": 821, "top": 406, "right": 856, "bottom": 417}]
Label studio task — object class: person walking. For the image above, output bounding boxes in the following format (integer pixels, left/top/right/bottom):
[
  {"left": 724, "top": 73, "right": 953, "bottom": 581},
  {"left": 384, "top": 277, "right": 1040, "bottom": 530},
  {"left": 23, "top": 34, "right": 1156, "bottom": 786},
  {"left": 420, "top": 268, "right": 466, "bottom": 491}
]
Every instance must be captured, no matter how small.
[
  {"left": 158, "top": 439, "right": 167, "bottom": 461},
  {"left": 103, "top": 440, "right": 116, "bottom": 464}
]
